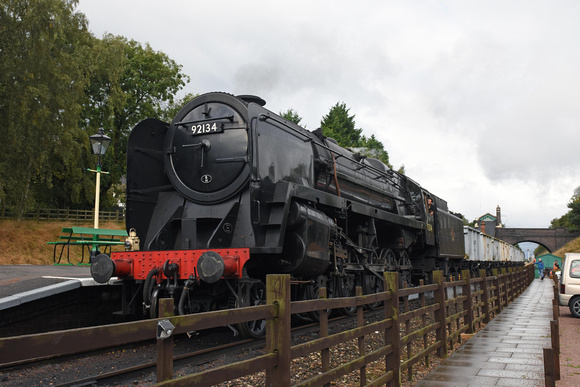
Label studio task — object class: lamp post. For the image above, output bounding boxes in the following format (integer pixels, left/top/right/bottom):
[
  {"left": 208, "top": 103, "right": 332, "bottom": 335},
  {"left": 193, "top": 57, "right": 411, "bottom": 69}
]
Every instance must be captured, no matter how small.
[{"left": 89, "top": 128, "right": 112, "bottom": 259}]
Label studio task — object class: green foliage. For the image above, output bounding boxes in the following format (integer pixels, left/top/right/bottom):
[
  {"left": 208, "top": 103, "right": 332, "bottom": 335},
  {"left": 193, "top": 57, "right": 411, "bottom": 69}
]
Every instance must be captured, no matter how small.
[
  {"left": 81, "top": 35, "right": 190, "bottom": 206},
  {"left": 159, "top": 92, "right": 199, "bottom": 123},
  {"left": 0, "top": 0, "right": 92, "bottom": 216},
  {"left": 320, "top": 102, "right": 392, "bottom": 168},
  {"left": 0, "top": 0, "right": 190, "bottom": 216},
  {"left": 551, "top": 213, "right": 573, "bottom": 229},
  {"left": 359, "top": 134, "right": 392, "bottom": 167},
  {"left": 551, "top": 186, "right": 580, "bottom": 231},
  {"left": 320, "top": 102, "right": 363, "bottom": 146},
  {"left": 279, "top": 108, "right": 303, "bottom": 125},
  {"left": 534, "top": 245, "right": 548, "bottom": 256}
]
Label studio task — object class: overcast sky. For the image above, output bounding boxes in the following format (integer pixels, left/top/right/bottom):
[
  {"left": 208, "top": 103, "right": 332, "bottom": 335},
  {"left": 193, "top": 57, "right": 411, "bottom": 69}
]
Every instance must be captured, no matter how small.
[{"left": 77, "top": 0, "right": 580, "bottom": 229}]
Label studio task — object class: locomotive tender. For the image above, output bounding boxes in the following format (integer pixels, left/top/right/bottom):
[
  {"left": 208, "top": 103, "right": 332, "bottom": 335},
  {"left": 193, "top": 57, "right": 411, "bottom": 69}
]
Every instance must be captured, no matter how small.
[{"left": 91, "top": 92, "right": 512, "bottom": 337}]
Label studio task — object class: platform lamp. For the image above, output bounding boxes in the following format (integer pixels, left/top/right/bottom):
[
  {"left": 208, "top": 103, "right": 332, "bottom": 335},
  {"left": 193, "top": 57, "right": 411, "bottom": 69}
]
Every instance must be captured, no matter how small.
[{"left": 89, "top": 128, "right": 112, "bottom": 260}]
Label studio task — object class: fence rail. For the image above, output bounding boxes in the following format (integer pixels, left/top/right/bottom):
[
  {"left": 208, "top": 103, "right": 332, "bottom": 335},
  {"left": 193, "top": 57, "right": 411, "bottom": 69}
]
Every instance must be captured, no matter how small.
[
  {"left": 0, "top": 265, "right": 535, "bottom": 386},
  {"left": 0, "top": 208, "right": 124, "bottom": 222}
]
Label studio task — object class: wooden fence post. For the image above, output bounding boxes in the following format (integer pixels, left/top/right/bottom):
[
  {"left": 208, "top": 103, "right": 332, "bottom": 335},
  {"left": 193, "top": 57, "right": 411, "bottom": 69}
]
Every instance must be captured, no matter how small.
[
  {"left": 479, "top": 269, "right": 491, "bottom": 324},
  {"left": 553, "top": 277, "right": 560, "bottom": 321},
  {"left": 461, "top": 270, "right": 474, "bottom": 334},
  {"left": 385, "top": 271, "right": 400, "bottom": 387},
  {"left": 319, "top": 287, "right": 329, "bottom": 387},
  {"left": 512, "top": 267, "right": 518, "bottom": 297},
  {"left": 544, "top": 347, "right": 556, "bottom": 387},
  {"left": 265, "top": 274, "right": 291, "bottom": 387},
  {"left": 356, "top": 286, "right": 367, "bottom": 386},
  {"left": 492, "top": 268, "right": 501, "bottom": 314},
  {"left": 508, "top": 268, "right": 513, "bottom": 304},
  {"left": 551, "top": 320, "right": 560, "bottom": 381},
  {"left": 433, "top": 271, "right": 448, "bottom": 357},
  {"left": 157, "top": 298, "right": 174, "bottom": 383},
  {"left": 500, "top": 268, "right": 507, "bottom": 308}
]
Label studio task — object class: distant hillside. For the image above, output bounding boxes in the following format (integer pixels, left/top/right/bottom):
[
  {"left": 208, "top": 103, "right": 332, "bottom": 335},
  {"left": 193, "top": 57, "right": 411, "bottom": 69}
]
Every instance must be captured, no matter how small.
[
  {"left": 553, "top": 235, "right": 580, "bottom": 257},
  {"left": 0, "top": 220, "right": 125, "bottom": 265}
]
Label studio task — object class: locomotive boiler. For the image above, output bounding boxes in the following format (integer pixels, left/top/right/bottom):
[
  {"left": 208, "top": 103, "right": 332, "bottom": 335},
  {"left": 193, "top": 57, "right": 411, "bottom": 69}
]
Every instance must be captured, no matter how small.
[{"left": 91, "top": 92, "right": 466, "bottom": 337}]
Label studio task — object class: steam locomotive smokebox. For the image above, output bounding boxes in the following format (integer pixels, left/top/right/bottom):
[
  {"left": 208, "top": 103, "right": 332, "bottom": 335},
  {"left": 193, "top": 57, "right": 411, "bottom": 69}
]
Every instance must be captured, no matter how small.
[{"left": 278, "top": 202, "right": 336, "bottom": 276}]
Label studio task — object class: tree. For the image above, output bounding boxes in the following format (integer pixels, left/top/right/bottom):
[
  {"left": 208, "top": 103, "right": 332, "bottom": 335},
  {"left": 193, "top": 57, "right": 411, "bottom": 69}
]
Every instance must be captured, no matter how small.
[
  {"left": 0, "top": 0, "right": 92, "bottom": 216},
  {"left": 320, "top": 102, "right": 363, "bottom": 146},
  {"left": 320, "top": 102, "right": 392, "bottom": 168},
  {"left": 550, "top": 186, "right": 580, "bottom": 231},
  {"left": 159, "top": 92, "right": 199, "bottom": 123},
  {"left": 80, "top": 34, "right": 190, "bottom": 209},
  {"left": 359, "top": 134, "right": 392, "bottom": 168},
  {"left": 280, "top": 108, "right": 302, "bottom": 125},
  {"left": 0, "top": 1, "right": 191, "bottom": 215}
]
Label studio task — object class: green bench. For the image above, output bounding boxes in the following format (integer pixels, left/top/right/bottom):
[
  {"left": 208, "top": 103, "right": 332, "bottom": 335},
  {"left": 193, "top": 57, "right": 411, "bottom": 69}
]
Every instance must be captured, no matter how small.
[{"left": 48, "top": 226, "right": 128, "bottom": 265}]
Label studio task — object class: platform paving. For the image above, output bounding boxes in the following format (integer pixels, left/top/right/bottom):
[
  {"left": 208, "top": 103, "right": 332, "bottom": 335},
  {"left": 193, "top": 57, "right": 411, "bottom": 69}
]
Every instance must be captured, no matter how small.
[
  {"left": 0, "top": 265, "right": 112, "bottom": 310},
  {"left": 415, "top": 277, "right": 553, "bottom": 387}
]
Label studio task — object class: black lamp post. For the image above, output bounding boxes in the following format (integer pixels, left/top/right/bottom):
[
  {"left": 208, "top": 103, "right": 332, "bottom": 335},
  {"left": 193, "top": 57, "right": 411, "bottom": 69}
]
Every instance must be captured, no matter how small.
[{"left": 88, "top": 128, "right": 111, "bottom": 230}]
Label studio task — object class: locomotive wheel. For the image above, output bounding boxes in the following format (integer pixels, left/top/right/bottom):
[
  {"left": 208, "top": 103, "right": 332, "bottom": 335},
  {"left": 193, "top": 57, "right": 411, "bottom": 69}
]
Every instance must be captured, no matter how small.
[
  {"left": 336, "top": 275, "right": 356, "bottom": 316},
  {"left": 398, "top": 250, "right": 412, "bottom": 286},
  {"left": 295, "top": 282, "right": 322, "bottom": 322},
  {"left": 380, "top": 248, "right": 397, "bottom": 271},
  {"left": 236, "top": 280, "right": 267, "bottom": 338},
  {"left": 363, "top": 252, "right": 385, "bottom": 309},
  {"left": 305, "top": 281, "right": 323, "bottom": 322},
  {"left": 362, "top": 272, "right": 384, "bottom": 310}
]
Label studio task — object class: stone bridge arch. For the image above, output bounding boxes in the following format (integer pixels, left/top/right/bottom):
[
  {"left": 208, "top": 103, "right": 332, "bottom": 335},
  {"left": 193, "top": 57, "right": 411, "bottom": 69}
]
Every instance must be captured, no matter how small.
[{"left": 494, "top": 227, "right": 580, "bottom": 253}]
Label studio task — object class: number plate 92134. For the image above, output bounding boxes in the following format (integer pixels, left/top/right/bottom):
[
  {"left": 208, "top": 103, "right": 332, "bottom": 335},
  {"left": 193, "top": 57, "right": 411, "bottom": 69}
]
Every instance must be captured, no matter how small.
[{"left": 191, "top": 122, "right": 222, "bottom": 135}]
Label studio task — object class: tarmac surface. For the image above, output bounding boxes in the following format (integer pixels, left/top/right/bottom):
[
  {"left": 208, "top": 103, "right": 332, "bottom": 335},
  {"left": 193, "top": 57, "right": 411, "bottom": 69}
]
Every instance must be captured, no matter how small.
[
  {"left": 415, "top": 277, "right": 553, "bottom": 386},
  {"left": 0, "top": 265, "right": 106, "bottom": 311}
]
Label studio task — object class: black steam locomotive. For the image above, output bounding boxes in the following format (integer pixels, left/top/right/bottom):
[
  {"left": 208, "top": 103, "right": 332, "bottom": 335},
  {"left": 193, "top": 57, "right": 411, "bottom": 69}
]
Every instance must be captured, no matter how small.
[{"left": 91, "top": 92, "right": 465, "bottom": 337}]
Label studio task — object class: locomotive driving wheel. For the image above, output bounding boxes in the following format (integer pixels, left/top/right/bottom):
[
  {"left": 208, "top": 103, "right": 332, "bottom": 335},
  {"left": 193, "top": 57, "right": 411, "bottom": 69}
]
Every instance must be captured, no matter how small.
[
  {"left": 380, "top": 248, "right": 398, "bottom": 272},
  {"left": 362, "top": 251, "right": 385, "bottom": 309},
  {"left": 334, "top": 274, "right": 356, "bottom": 316},
  {"left": 235, "top": 280, "right": 267, "bottom": 338},
  {"left": 296, "top": 280, "right": 323, "bottom": 322},
  {"left": 398, "top": 250, "right": 412, "bottom": 286}
]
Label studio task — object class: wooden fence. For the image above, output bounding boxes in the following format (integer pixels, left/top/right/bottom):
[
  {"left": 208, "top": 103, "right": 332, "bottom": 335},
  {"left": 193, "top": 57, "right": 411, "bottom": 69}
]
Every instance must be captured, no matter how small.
[
  {"left": 544, "top": 274, "right": 561, "bottom": 386},
  {"left": 0, "top": 208, "right": 124, "bottom": 222},
  {"left": 0, "top": 265, "right": 535, "bottom": 386}
]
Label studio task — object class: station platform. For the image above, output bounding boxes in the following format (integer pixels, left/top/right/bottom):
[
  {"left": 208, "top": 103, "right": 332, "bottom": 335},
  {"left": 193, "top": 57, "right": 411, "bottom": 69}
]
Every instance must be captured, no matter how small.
[
  {"left": 415, "top": 277, "right": 553, "bottom": 386},
  {"left": 0, "top": 264, "right": 109, "bottom": 311}
]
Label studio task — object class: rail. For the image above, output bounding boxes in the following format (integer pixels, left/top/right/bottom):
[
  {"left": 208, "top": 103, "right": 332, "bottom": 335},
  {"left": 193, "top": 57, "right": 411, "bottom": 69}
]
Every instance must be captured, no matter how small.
[
  {"left": 0, "top": 265, "right": 534, "bottom": 386},
  {"left": 0, "top": 208, "right": 124, "bottom": 222}
]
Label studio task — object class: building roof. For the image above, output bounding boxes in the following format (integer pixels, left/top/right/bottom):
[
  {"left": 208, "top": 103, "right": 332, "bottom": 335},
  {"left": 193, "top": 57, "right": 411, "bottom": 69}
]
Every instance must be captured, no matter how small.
[{"left": 478, "top": 213, "right": 496, "bottom": 222}]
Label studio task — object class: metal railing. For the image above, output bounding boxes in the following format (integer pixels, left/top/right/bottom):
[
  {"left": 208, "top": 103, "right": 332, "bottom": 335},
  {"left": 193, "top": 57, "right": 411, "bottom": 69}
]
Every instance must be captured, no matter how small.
[{"left": 0, "top": 266, "right": 534, "bottom": 386}]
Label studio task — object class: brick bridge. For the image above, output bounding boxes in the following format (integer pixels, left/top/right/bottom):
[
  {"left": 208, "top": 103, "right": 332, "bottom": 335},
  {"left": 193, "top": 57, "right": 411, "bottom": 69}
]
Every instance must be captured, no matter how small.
[{"left": 495, "top": 227, "right": 580, "bottom": 252}]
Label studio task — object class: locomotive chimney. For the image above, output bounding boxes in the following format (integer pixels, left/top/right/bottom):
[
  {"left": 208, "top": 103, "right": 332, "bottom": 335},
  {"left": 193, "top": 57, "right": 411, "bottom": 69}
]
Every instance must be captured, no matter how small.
[{"left": 496, "top": 205, "right": 502, "bottom": 227}]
